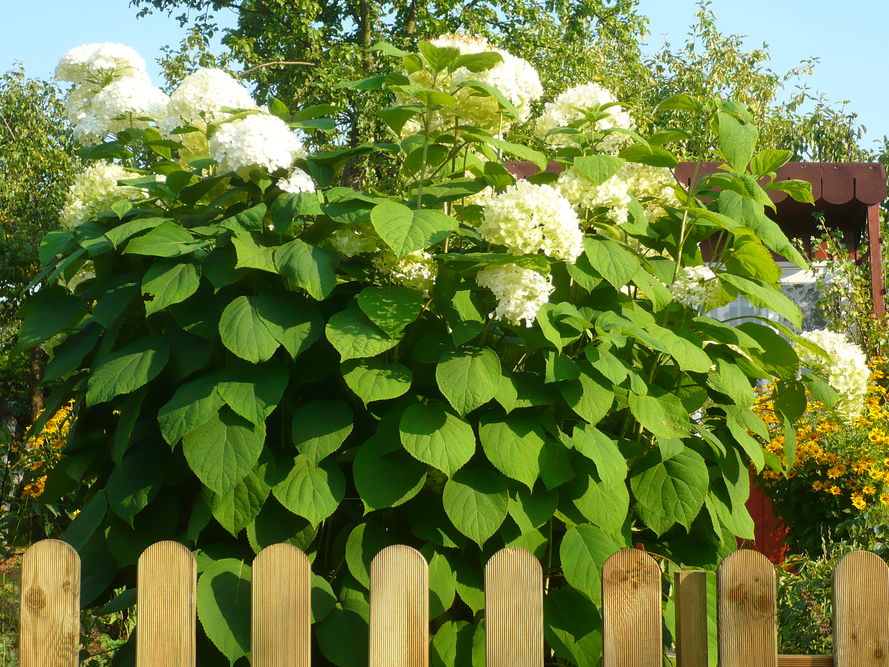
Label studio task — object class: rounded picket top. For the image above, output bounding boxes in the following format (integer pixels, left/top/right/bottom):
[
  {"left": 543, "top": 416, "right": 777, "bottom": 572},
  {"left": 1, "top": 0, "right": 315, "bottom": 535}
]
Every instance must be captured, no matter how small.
[
  {"left": 137, "top": 541, "right": 197, "bottom": 667},
  {"left": 602, "top": 548, "right": 661, "bottom": 667},
  {"left": 485, "top": 547, "right": 543, "bottom": 667},
  {"left": 253, "top": 543, "right": 312, "bottom": 666},
  {"left": 20, "top": 539, "right": 81, "bottom": 667},
  {"left": 833, "top": 550, "right": 889, "bottom": 666},
  {"left": 717, "top": 549, "right": 777, "bottom": 667},
  {"left": 369, "top": 545, "right": 428, "bottom": 667}
]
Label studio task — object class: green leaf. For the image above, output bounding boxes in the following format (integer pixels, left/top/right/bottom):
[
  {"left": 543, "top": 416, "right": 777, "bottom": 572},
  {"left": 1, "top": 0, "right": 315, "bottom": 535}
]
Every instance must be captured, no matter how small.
[
  {"left": 158, "top": 373, "right": 224, "bottom": 446},
  {"left": 44, "top": 324, "right": 101, "bottom": 382},
  {"left": 720, "top": 274, "right": 802, "bottom": 329},
  {"left": 104, "top": 217, "right": 167, "bottom": 248},
  {"left": 219, "top": 203, "right": 268, "bottom": 232},
  {"left": 219, "top": 295, "right": 280, "bottom": 363},
  {"left": 356, "top": 286, "right": 425, "bottom": 337},
  {"left": 231, "top": 231, "right": 278, "bottom": 273},
  {"left": 197, "top": 558, "right": 252, "bottom": 663},
  {"left": 770, "top": 178, "right": 815, "bottom": 205},
  {"left": 572, "top": 155, "right": 625, "bottom": 184},
  {"left": 205, "top": 462, "right": 271, "bottom": 536},
  {"left": 567, "top": 424, "right": 626, "bottom": 486},
  {"left": 628, "top": 392, "right": 691, "bottom": 439},
  {"left": 428, "top": 552, "right": 457, "bottom": 617},
  {"left": 216, "top": 361, "right": 289, "bottom": 426},
  {"left": 123, "top": 221, "right": 202, "bottom": 257},
  {"left": 717, "top": 111, "right": 758, "bottom": 171},
  {"left": 708, "top": 357, "right": 754, "bottom": 406},
  {"left": 560, "top": 524, "right": 621, "bottom": 604},
  {"left": 370, "top": 201, "right": 457, "bottom": 257},
  {"left": 442, "top": 467, "right": 508, "bottom": 546},
  {"left": 478, "top": 415, "right": 545, "bottom": 491},
  {"left": 342, "top": 359, "right": 412, "bottom": 404},
  {"left": 583, "top": 236, "right": 640, "bottom": 289},
  {"left": 545, "top": 587, "right": 603, "bottom": 666},
  {"left": 564, "top": 470, "right": 629, "bottom": 535},
  {"left": 508, "top": 486, "right": 558, "bottom": 532},
  {"left": 749, "top": 149, "right": 792, "bottom": 177},
  {"left": 466, "top": 132, "right": 547, "bottom": 171},
  {"left": 456, "top": 80, "right": 518, "bottom": 119},
  {"left": 273, "top": 238, "right": 339, "bottom": 300},
  {"left": 418, "top": 41, "right": 460, "bottom": 72},
  {"left": 292, "top": 399, "right": 353, "bottom": 465},
  {"left": 559, "top": 370, "right": 613, "bottom": 426},
  {"left": 435, "top": 347, "right": 501, "bottom": 415},
  {"left": 655, "top": 93, "right": 702, "bottom": 112},
  {"left": 141, "top": 259, "right": 200, "bottom": 315},
  {"left": 325, "top": 308, "right": 399, "bottom": 360},
  {"left": 400, "top": 402, "right": 476, "bottom": 476},
  {"left": 630, "top": 448, "right": 709, "bottom": 535},
  {"left": 346, "top": 523, "right": 392, "bottom": 589},
  {"left": 354, "top": 432, "right": 426, "bottom": 512},
  {"left": 62, "top": 492, "right": 108, "bottom": 551},
  {"left": 273, "top": 455, "right": 345, "bottom": 525},
  {"left": 86, "top": 338, "right": 170, "bottom": 405},
  {"left": 736, "top": 322, "right": 799, "bottom": 380},
  {"left": 253, "top": 290, "right": 324, "bottom": 359},
  {"left": 618, "top": 143, "right": 677, "bottom": 167},
  {"left": 182, "top": 407, "right": 265, "bottom": 495},
  {"left": 106, "top": 443, "right": 166, "bottom": 526},
  {"left": 18, "top": 293, "right": 86, "bottom": 349}
]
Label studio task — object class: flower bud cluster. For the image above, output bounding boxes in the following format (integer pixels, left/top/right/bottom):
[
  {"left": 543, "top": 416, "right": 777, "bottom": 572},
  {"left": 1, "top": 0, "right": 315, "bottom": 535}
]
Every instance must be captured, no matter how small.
[
  {"left": 670, "top": 265, "right": 718, "bottom": 309},
  {"left": 796, "top": 329, "right": 869, "bottom": 421},
  {"left": 476, "top": 264, "right": 554, "bottom": 326}
]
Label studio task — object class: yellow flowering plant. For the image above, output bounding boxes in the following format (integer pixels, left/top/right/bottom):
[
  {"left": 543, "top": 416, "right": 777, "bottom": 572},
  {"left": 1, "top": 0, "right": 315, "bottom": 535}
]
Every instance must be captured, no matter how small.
[{"left": 756, "top": 359, "right": 889, "bottom": 555}]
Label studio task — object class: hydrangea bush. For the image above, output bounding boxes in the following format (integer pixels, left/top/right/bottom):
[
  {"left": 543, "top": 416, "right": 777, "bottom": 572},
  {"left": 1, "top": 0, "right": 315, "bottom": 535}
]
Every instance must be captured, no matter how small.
[{"left": 20, "top": 38, "right": 823, "bottom": 664}]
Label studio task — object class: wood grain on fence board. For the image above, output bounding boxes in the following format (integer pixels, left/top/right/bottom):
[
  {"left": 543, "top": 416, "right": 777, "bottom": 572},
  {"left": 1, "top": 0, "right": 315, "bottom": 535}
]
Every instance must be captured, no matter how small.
[
  {"left": 252, "top": 543, "right": 311, "bottom": 666},
  {"left": 136, "top": 540, "right": 196, "bottom": 667},
  {"left": 718, "top": 549, "right": 777, "bottom": 667},
  {"left": 485, "top": 547, "right": 543, "bottom": 667},
  {"left": 833, "top": 550, "right": 889, "bottom": 666},
  {"left": 19, "top": 539, "right": 80, "bottom": 667},
  {"left": 369, "top": 545, "right": 428, "bottom": 667},
  {"left": 602, "top": 548, "right": 662, "bottom": 667},
  {"left": 675, "top": 570, "right": 709, "bottom": 667}
]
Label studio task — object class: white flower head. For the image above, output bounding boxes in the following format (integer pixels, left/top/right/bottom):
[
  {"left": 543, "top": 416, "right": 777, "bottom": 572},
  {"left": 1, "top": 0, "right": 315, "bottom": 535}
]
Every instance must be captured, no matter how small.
[
  {"left": 277, "top": 167, "right": 315, "bottom": 194},
  {"left": 536, "top": 82, "right": 634, "bottom": 151},
  {"left": 402, "top": 34, "right": 543, "bottom": 134},
  {"left": 555, "top": 166, "right": 632, "bottom": 225},
  {"left": 375, "top": 250, "right": 437, "bottom": 292},
  {"left": 331, "top": 227, "right": 377, "bottom": 257},
  {"left": 209, "top": 112, "right": 305, "bottom": 176},
  {"left": 795, "top": 329, "right": 869, "bottom": 421},
  {"left": 621, "top": 163, "right": 681, "bottom": 219},
  {"left": 671, "top": 265, "right": 718, "bottom": 309},
  {"left": 71, "top": 76, "right": 170, "bottom": 142},
  {"left": 60, "top": 162, "right": 140, "bottom": 229},
  {"left": 476, "top": 263, "right": 553, "bottom": 327},
  {"left": 162, "top": 68, "right": 257, "bottom": 135},
  {"left": 479, "top": 180, "right": 583, "bottom": 263},
  {"left": 56, "top": 43, "right": 147, "bottom": 84}
]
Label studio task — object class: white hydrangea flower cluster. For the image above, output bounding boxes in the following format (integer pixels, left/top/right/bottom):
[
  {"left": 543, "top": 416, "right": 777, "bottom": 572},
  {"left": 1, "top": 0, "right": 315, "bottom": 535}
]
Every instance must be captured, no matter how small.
[
  {"left": 375, "top": 250, "right": 438, "bottom": 292},
  {"left": 402, "top": 34, "right": 542, "bottom": 133},
  {"left": 621, "top": 163, "right": 681, "bottom": 219},
  {"left": 535, "top": 82, "right": 634, "bottom": 152},
  {"left": 209, "top": 113, "right": 306, "bottom": 176},
  {"left": 330, "top": 228, "right": 377, "bottom": 257},
  {"left": 670, "top": 265, "right": 718, "bottom": 309},
  {"left": 56, "top": 43, "right": 168, "bottom": 144},
  {"left": 161, "top": 68, "right": 257, "bottom": 134},
  {"left": 555, "top": 167, "right": 632, "bottom": 225},
  {"left": 796, "top": 329, "right": 869, "bottom": 421},
  {"left": 278, "top": 167, "right": 315, "bottom": 194},
  {"left": 479, "top": 180, "right": 583, "bottom": 263},
  {"left": 60, "top": 162, "right": 140, "bottom": 229},
  {"left": 55, "top": 43, "right": 146, "bottom": 84},
  {"left": 476, "top": 263, "right": 553, "bottom": 327}
]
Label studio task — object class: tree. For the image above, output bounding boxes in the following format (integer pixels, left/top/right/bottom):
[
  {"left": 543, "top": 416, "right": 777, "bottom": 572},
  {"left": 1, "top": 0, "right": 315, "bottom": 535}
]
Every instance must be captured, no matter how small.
[{"left": 0, "top": 67, "right": 77, "bottom": 425}]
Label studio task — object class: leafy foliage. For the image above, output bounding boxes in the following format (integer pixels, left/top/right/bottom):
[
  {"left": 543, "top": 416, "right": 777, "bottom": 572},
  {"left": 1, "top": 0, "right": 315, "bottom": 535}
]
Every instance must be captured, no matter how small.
[{"left": 19, "top": 39, "right": 819, "bottom": 665}]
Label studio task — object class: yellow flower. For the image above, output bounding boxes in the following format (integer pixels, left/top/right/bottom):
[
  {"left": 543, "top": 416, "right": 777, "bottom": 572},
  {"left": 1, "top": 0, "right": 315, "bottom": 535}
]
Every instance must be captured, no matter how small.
[
  {"left": 881, "top": 492, "right": 889, "bottom": 505},
  {"left": 827, "top": 466, "right": 843, "bottom": 479},
  {"left": 829, "top": 485, "right": 842, "bottom": 495},
  {"left": 870, "top": 428, "right": 886, "bottom": 443},
  {"left": 852, "top": 494, "right": 867, "bottom": 510},
  {"left": 812, "top": 480, "right": 825, "bottom": 491},
  {"left": 864, "top": 484, "right": 877, "bottom": 495}
]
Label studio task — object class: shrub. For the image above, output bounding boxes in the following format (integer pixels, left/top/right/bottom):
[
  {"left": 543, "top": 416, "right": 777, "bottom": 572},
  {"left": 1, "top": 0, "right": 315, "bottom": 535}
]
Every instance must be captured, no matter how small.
[{"left": 18, "top": 37, "right": 818, "bottom": 664}]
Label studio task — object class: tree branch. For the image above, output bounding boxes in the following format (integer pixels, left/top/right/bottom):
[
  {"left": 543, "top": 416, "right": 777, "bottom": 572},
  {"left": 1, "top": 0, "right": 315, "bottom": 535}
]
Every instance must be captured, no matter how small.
[{"left": 239, "top": 60, "right": 315, "bottom": 76}]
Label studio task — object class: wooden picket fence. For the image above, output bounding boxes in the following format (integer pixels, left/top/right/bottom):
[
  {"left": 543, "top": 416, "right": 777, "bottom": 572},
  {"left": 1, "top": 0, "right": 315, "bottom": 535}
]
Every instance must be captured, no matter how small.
[{"left": 17, "top": 539, "right": 888, "bottom": 666}]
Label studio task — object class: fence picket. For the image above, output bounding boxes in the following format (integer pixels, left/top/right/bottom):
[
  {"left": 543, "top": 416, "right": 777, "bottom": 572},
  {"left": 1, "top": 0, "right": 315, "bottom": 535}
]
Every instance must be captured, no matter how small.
[
  {"left": 369, "top": 544, "right": 428, "bottom": 666},
  {"left": 675, "top": 570, "right": 709, "bottom": 667},
  {"left": 19, "top": 539, "right": 80, "bottom": 667},
  {"left": 136, "top": 540, "right": 196, "bottom": 666},
  {"left": 485, "top": 546, "right": 543, "bottom": 667},
  {"left": 833, "top": 550, "right": 889, "bottom": 666},
  {"left": 718, "top": 549, "right": 777, "bottom": 667},
  {"left": 602, "top": 548, "right": 662, "bottom": 667},
  {"left": 252, "top": 543, "right": 311, "bottom": 666}
]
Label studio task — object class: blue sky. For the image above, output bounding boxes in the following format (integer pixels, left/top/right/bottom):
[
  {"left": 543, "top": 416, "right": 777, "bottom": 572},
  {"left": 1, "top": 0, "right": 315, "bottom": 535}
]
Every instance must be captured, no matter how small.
[{"left": 3, "top": 0, "right": 887, "bottom": 149}]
